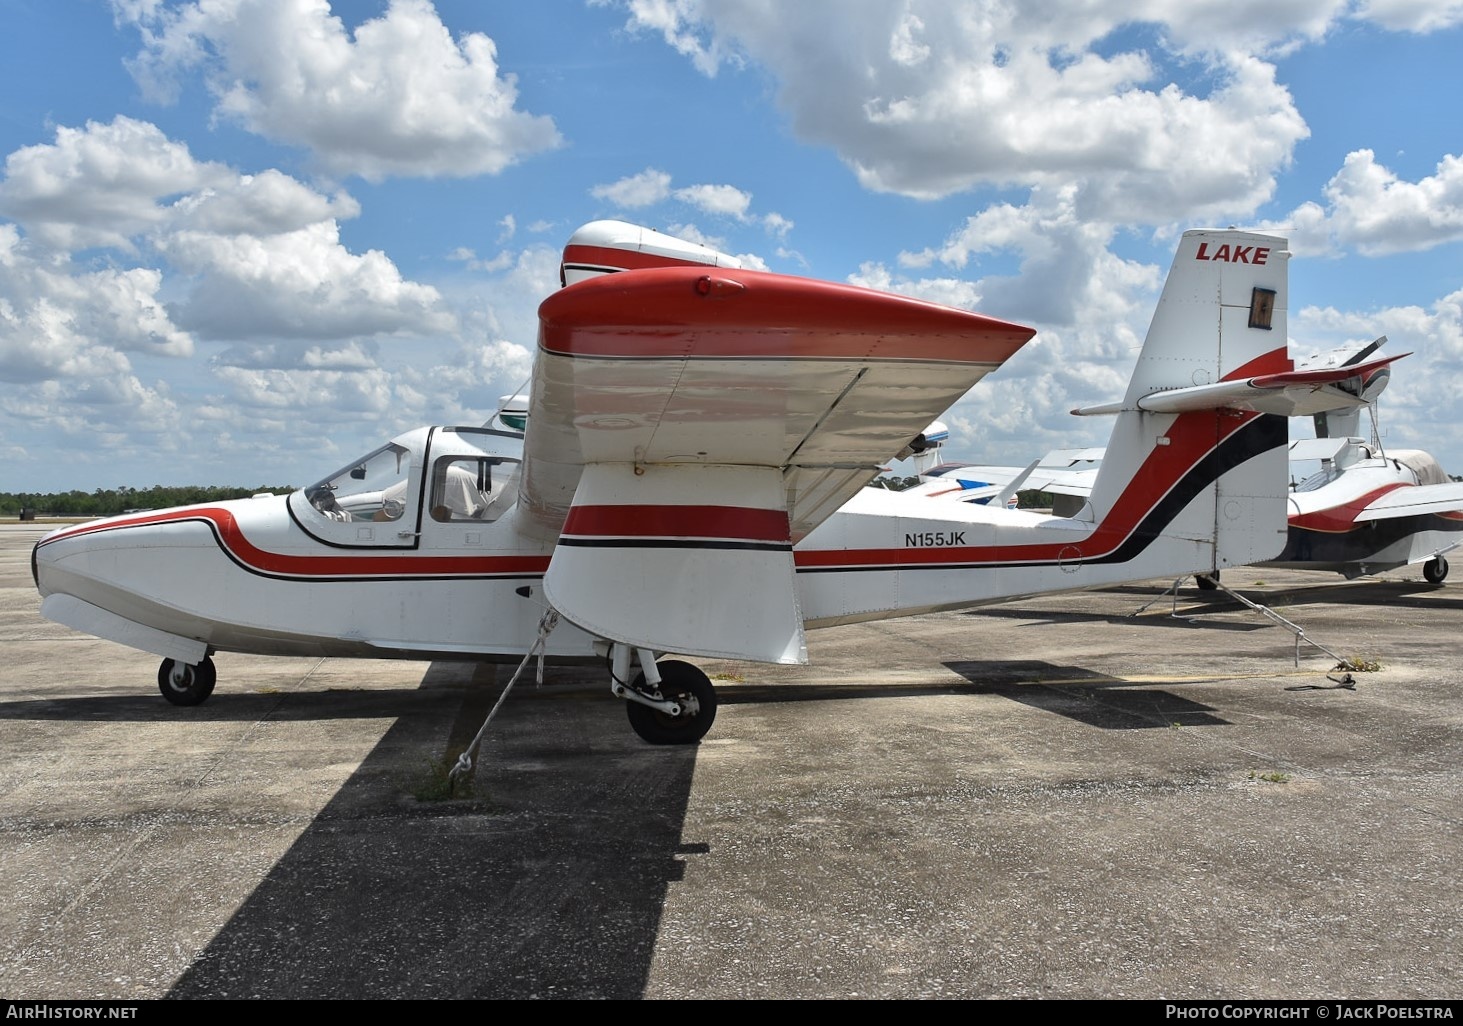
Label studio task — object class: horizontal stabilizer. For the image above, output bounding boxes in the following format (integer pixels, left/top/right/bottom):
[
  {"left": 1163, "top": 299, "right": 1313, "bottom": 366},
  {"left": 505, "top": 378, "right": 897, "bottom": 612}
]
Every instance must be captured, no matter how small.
[{"left": 1072, "top": 353, "right": 1407, "bottom": 417}]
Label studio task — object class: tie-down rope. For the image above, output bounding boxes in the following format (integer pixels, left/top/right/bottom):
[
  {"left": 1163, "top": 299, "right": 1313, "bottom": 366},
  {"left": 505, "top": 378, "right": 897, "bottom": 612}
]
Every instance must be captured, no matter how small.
[{"left": 448, "top": 608, "right": 560, "bottom": 787}]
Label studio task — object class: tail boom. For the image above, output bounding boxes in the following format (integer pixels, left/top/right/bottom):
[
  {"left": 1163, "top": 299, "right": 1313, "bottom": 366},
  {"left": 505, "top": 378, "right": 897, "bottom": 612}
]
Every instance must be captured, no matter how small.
[{"left": 793, "top": 407, "right": 1287, "bottom": 626}]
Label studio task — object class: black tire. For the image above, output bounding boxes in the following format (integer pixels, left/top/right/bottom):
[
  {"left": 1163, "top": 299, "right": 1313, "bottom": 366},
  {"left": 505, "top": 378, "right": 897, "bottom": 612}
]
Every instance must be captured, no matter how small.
[
  {"left": 1423, "top": 556, "right": 1449, "bottom": 584},
  {"left": 158, "top": 656, "right": 217, "bottom": 706},
  {"left": 625, "top": 659, "right": 717, "bottom": 745},
  {"left": 1195, "top": 571, "right": 1221, "bottom": 591}
]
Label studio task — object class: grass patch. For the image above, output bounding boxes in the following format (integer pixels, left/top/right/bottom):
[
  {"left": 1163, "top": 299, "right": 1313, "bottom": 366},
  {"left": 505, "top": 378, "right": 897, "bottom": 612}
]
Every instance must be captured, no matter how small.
[
  {"left": 709, "top": 672, "right": 745, "bottom": 682},
  {"left": 414, "top": 754, "right": 475, "bottom": 801},
  {"left": 1337, "top": 657, "right": 1382, "bottom": 672},
  {"left": 1248, "top": 770, "right": 1292, "bottom": 784}
]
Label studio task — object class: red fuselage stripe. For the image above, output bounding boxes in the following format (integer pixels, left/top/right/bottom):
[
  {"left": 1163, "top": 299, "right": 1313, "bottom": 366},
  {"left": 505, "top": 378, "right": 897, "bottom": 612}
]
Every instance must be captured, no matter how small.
[
  {"left": 43, "top": 508, "right": 552, "bottom": 577},
  {"left": 1288, "top": 484, "right": 1411, "bottom": 533}
]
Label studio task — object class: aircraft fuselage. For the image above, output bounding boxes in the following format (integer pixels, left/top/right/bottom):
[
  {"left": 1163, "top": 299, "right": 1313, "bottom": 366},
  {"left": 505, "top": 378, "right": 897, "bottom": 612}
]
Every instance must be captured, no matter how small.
[
  {"left": 1266, "top": 458, "right": 1463, "bottom": 576},
  {"left": 35, "top": 406, "right": 1285, "bottom": 668}
]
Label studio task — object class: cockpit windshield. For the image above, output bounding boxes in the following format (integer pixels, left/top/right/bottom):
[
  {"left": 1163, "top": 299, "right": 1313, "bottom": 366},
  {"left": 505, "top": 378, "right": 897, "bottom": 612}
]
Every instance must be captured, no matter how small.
[
  {"left": 1292, "top": 464, "right": 1341, "bottom": 493},
  {"left": 303, "top": 442, "right": 411, "bottom": 522}
]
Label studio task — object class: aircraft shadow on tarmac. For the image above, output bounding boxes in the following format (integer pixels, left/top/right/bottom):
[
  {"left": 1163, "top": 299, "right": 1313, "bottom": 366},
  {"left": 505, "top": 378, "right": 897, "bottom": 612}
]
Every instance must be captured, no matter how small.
[
  {"left": 963, "top": 578, "right": 1462, "bottom": 632},
  {"left": 1102, "top": 578, "right": 1461, "bottom": 610},
  {"left": 0, "top": 688, "right": 460, "bottom": 722},
  {"left": 151, "top": 654, "right": 1224, "bottom": 996},
  {"left": 1246, "top": 579, "right": 1462, "bottom": 611},
  {"left": 167, "top": 661, "right": 695, "bottom": 999},
  {"left": 943, "top": 659, "right": 1231, "bottom": 729},
  {"left": 961, "top": 602, "right": 1274, "bottom": 632},
  {"left": 714, "top": 661, "right": 1230, "bottom": 730}
]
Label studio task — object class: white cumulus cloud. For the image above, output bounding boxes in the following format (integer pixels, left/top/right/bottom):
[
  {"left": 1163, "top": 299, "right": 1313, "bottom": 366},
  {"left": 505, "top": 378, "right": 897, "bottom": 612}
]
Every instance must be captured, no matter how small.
[
  {"left": 1281, "top": 150, "right": 1463, "bottom": 256},
  {"left": 1354, "top": 0, "right": 1463, "bottom": 32},
  {"left": 591, "top": 169, "right": 673, "bottom": 208},
  {"left": 0, "top": 225, "right": 194, "bottom": 383},
  {"left": 0, "top": 116, "right": 233, "bottom": 251},
  {"left": 160, "top": 220, "right": 455, "bottom": 341},
  {"left": 117, "top": 0, "right": 563, "bottom": 180},
  {"left": 673, "top": 183, "right": 753, "bottom": 220},
  {"left": 612, "top": 1, "right": 1314, "bottom": 223}
]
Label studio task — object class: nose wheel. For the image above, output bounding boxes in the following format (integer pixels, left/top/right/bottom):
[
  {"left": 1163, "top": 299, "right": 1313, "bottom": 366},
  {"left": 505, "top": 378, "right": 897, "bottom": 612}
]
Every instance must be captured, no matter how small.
[
  {"left": 158, "top": 656, "right": 217, "bottom": 706},
  {"left": 1423, "top": 556, "right": 1449, "bottom": 584}
]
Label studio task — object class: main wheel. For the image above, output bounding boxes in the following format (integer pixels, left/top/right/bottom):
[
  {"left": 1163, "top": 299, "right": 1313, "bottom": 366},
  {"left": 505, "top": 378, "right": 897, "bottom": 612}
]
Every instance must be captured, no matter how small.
[
  {"left": 158, "top": 656, "right": 217, "bottom": 706},
  {"left": 625, "top": 659, "right": 717, "bottom": 745},
  {"left": 1195, "top": 571, "right": 1221, "bottom": 591},
  {"left": 1423, "top": 556, "right": 1449, "bottom": 584}
]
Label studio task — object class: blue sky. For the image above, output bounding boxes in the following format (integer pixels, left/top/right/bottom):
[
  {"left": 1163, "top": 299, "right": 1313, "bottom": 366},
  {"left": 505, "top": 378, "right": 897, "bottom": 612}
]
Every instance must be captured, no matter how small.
[{"left": 2, "top": 0, "right": 1462, "bottom": 492}]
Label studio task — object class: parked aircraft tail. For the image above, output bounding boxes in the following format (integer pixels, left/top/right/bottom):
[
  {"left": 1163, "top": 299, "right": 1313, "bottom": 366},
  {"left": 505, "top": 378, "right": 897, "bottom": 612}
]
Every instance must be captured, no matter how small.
[
  {"left": 794, "top": 229, "right": 1295, "bottom": 628},
  {"left": 1078, "top": 229, "right": 1291, "bottom": 573}
]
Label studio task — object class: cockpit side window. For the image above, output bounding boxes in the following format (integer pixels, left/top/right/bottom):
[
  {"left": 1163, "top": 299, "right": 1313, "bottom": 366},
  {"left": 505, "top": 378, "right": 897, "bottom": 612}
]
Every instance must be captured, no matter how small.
[
  {"left": 304, "top": 443, "right": 413, "bottom": 523},
  {"left": 429, "top": 457, "right": 520, "bottom": 523}
]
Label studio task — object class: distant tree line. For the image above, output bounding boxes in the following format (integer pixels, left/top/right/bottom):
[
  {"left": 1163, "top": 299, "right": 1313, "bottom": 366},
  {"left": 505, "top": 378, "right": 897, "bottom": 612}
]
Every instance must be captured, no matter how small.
[{"left": 3, "top": 485, "right": 295, "bottom": 518}]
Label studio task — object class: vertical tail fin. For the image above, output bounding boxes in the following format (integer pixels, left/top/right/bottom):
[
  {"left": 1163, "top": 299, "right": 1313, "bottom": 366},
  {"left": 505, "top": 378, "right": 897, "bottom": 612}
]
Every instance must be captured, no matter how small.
[{"left": 1080, "top": 230, "right": 1291, "bottom": 572}]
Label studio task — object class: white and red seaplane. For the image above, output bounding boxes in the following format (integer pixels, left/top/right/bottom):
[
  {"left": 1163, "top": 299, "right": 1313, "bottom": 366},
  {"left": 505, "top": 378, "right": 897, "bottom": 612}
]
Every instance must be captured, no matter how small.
[
  {"left": 36, "top": 222, "right": 1345, "bottom": 744},
  {"left": 1253, "top": 338, "right": 1463, "bottom": 585}
]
